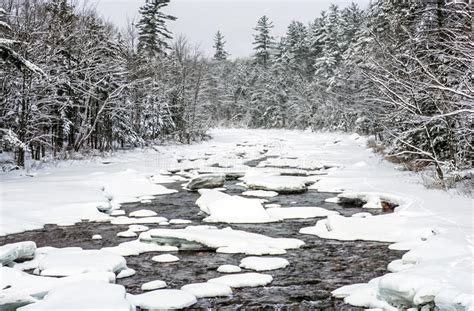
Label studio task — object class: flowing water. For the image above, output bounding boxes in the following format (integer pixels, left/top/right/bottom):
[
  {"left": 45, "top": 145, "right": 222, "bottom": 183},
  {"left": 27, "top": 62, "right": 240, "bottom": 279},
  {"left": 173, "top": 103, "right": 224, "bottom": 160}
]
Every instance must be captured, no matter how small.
[{"left": 0, "top": 179, "right": 402, "bottom": 310}]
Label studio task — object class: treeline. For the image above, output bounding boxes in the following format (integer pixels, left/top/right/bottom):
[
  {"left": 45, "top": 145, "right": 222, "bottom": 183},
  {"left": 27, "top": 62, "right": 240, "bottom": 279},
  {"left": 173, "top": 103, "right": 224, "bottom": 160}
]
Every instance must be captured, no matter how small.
[
  {"left": 1, "top": 0, "right": 472, "bottom": 183},
  {"left": 208, "top": 0, "right": 472, "bottom": 181},
  {"left": 1, "top": 0, "right": 211, "bottom": 167}
]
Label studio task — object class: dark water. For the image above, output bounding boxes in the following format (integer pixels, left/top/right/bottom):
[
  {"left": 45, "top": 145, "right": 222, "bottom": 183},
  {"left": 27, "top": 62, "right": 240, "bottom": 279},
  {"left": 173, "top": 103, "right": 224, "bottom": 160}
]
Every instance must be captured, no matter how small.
[{"left": 0, "top": 179, "right": 402, "bottom": 310}]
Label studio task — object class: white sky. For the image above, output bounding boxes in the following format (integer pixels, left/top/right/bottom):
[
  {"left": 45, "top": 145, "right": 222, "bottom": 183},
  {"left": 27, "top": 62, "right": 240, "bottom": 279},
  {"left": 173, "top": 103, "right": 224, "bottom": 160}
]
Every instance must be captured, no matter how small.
[{"left": 90, "top": 0, "right": 369, "bottom": 58}]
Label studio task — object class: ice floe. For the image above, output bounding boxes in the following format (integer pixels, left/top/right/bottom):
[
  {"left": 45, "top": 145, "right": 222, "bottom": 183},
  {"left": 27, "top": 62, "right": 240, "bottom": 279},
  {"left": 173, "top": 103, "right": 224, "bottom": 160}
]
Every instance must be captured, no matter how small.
[
  {"left": 129, "top": 209, "right": 158, "bottom": 218},
  {"left": 151, "top": 254, "right": 179, "bottom": 263},
  {"left": 242, "top": 190, "right": 279, "bottom": 198}
]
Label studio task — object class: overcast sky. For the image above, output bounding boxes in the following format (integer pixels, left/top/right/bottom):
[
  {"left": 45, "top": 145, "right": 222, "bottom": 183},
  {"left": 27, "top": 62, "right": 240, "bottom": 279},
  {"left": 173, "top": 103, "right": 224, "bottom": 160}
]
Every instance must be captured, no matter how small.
[{"left": 91, "top": 0, "right": 369, "bottom": 58}]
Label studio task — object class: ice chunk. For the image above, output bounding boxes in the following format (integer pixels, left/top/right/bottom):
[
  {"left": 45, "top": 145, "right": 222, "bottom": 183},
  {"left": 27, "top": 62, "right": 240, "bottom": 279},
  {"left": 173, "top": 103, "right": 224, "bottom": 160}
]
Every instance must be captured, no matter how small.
[
  {"left": 130, "top": 289, "right": 197, "bottom": 309},
  {"left": 239, "top": 257, "right": 290, "bottom": 271},
  {"left": 141, "top": 280, "right": 167, "bottom": 291},
  {"left": 217, "top": 265, "right": 241, "bottom": 273},
  {"left": 208, "top": 272, "right": 273, "bottom": 288},
  {"left": 129, "top": 209, "right": 157, "bottom": 218},
  {"left": 91, "top": 234, "right": 102, "bottom": 240},
  {"left": 181, "top": 282, "right": 232, "bottom": 298},
  {"left": 37, "top": 249, "right": 127, "bottom": 277},
  {"left": 266, "top": 207, "right": 339, "bottom": 219},
  {"left": 151, "top": 254, "right": 179, "bottom": 263},
  {"left": 0, "top": 241, "right": 36, "bottom": 265}
]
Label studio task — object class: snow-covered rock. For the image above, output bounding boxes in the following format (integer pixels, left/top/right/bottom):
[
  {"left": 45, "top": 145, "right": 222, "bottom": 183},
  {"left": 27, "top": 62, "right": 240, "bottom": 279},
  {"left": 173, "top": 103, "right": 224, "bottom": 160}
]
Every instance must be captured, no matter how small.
[
  {"left": 140, "top": 226, "right": 304, "bottom": 255},
  {"left": 111, "top": 216, "right": 167, "bottom": 225},
  {"left": 239, "top": 257, "right": 290, "bottom": 271},
  {"left": 129, "top": 209, "right": 158, "bottom": 218},
  {"left": 243, "top": 175, "right": 308, "bottom": 194},
  {"left": 186, "top": 174, "right": 225, "bottom": 191},
  {"left": 117, "top": 231, "right": 137, "bottom": 238},
  {"left": 116, "top": 268, "right": 135, "bottom": 279},
  {"left": 141, "top": 280, "right": 167, "bottom": 291},
  {"left": 151, "top": 254, "right": 179, "bottom": 263},
  {"left": 130, "top": 289, "right": 197, "bottom": 309},
  {"left": 169, "top": 219, "right": 192, "bottom": 224},
  {"left": 195, "top": 189, "right": 277, "bottom": 223},
  {"left": 181, "top": 282, "right": 232, "bottom": 298},
  {"left": 36, "top": 249, "right": 127, "bottom": 277},
  {"left": 217, "top": 265, "right": 241, "bottom": 273},
  {"left": 208, "top": 272, "right": 273, "bottom": 288},
  {"left": 91, "top": 234, "right": 102, "bottom": 240},
  {"left": 242, "top": 190, "right": 279, "bottom": 198}
]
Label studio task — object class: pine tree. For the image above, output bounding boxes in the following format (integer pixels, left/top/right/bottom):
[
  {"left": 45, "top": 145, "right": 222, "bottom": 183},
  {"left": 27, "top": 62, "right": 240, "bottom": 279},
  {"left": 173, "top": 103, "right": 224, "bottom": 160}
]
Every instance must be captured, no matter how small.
[
  {"left": 213, "top": 30, "right": 229, "bottom": 61},
  {"left": 253, "top": 15, "right": 275, "bottom": 67},
  {"left": 136, "top": 0, "right": 177, "bottom": 58}
]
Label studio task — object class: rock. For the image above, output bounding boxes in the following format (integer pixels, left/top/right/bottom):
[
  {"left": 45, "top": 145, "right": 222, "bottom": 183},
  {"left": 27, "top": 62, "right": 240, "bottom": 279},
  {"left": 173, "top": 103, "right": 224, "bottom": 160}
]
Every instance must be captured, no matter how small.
[{"left": 186, "top": 174, "right": 225, "bottom": 191}]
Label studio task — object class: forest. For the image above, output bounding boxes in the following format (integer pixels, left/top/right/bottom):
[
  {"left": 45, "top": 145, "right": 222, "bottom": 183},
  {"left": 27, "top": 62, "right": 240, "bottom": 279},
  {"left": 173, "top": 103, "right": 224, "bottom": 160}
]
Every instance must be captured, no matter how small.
[{"left": 0, "top": 0, "right": 472, "bottom": 184}]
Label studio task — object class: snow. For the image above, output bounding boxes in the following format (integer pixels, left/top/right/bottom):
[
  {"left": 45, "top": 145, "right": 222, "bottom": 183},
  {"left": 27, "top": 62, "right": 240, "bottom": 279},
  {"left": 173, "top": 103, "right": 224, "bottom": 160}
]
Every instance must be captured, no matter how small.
[
  {"left": 150, "top": 174, "right": 177, "bottom": 184},
  {"left": 130, "top": 289, "right": 197, "bottom": 309},
  {"left": 208, "top": 272, "right": 273, "bottom": 288},
  {"left": 217, "top": 265, "right": 242, "bottom": 273},
  {"left": 0, "top": 241, "right": 36, "bottom": 265},
  {"left": 0, "top": 129, "right": 472, "bottom": 310},
  {"left": 169, "top": 219, "right": 192, "bottom": 224},
  {"left": 36, "top": 249, "right": 127, "bottom": 277},
  {"left": 102, "top": 240, "right": 177, "bottom": 257},
  {"left": 140, "top": 226, "right": 304, "bottom": 255},
  {"left": 128, "top": 225, "right": 149, "bottom": 232},
  {"left": 116, "top": 268, "right": 136, "bottom": 279},
  {"left": 151, "top": 254, "right": 179, "bottom": 263},
  {"left": 181, "top": 282, "right": 232, "bottom": 298},
  {"left": 117, "top": 231, "right": 138, "bottom": 238},
  {"left": 195, "top": 189, "right": 277, "bottom": 223},
  {"left": 337, "top": 191, "right": 404, "bottom": 209},
  {"left": 141, "top": 280, "right": 167, "bottom": 291},
  {"left": 17, "top": 280, "right": 133, "bottom": 311},
  {"left": 242, "top": 190, "right": 279, "bottom": 198},
  {"left": 129, "top": 209, "right": 158, "bottom": 218},
  {"left": 92, "top": 234, "right": 102, "bottom": 240},
  {"left": 266, "top": 206, "right": 339, "bottom": 219},
  {"left": 0, "top": 267, "right": 116, "bottom": 310},
  {"left": 239, "top": 257, "right": 290, "bottom": 271}
]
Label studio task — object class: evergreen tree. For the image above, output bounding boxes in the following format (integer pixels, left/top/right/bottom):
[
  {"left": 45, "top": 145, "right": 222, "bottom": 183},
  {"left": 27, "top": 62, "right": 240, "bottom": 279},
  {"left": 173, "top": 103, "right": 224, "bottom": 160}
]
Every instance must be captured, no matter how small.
[
  {"left": 253, "top": 15, "right": 275, "bottom": 67},
  {"left": 136, "top": 0, "right": 176, "bottom": 58},
  {"left": 213, "top": 30, "right": 229, "bottom": 61}
]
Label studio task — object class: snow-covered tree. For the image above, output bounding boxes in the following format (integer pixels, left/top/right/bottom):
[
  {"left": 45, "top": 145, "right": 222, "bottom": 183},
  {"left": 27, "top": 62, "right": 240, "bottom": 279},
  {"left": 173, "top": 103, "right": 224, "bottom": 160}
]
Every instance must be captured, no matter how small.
[
  {"left": 136, "top": 0, "right": 176, "bottom": 58},
  {"left": 213, "top": 30, "right": 229, "bottom": 61},
  {"left": 253, "top": 15, "right": 275, "bottom": 68}
]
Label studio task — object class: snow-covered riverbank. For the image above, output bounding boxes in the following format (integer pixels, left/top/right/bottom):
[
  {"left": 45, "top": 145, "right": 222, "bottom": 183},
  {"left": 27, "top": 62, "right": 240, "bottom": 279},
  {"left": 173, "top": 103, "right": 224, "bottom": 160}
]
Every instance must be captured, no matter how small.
[{"left": 1, "top": 129, "right": 472, "bottom": 310}]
